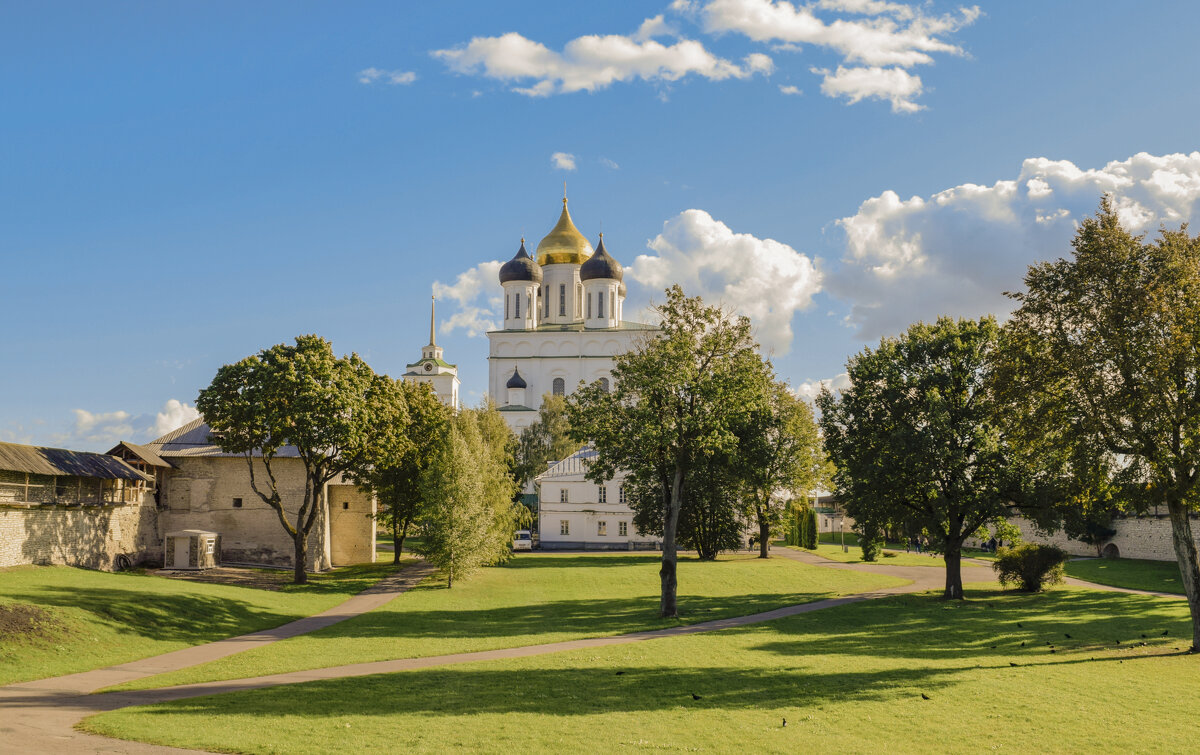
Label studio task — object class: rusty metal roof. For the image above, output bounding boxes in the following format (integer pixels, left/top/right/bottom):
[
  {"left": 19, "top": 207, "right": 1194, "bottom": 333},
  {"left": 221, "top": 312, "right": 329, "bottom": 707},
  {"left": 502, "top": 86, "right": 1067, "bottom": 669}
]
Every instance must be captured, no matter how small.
[
  {"left": 0, "top": 441, "right": 152, "bottom": 481},
  {"left": 146, "top": 417, "right": 301, "bottom": 458}
]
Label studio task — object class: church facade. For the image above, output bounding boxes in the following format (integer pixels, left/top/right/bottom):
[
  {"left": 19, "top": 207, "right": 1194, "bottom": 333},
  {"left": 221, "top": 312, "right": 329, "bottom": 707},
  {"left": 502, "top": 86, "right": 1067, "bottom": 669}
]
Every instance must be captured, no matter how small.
[
  {"left": 403, "top": 297, "right": 460, "bottom": 409},
  {"left": 488, "top": 198, "right": 656, "bottom": 431}
]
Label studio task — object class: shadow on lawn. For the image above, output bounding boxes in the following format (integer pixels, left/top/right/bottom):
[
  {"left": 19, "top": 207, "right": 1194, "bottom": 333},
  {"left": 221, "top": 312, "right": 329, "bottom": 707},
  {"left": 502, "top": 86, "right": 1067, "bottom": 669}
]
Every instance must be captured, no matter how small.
[{"left": 744, "top": 588, "right": 1191, "bottom": 662}]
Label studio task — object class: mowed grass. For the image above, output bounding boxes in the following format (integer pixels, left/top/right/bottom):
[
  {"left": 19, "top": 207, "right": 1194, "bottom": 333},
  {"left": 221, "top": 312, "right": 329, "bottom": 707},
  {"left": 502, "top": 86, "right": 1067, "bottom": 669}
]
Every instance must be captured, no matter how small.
[
  {"left": 83, "top": 585, "right": 1199, "bottom": 754},
  {"left": 0, "top": 562, "right": 410, "bottom": 685},
  {"left": 108, "top": 552, "right": 904, "bottom": 692},
  {"left": 1066, "top": 557, "right": 1185, "bottom": 594},
  {"left": 790, "top": 542, "right": 953, "bottom": 568}
]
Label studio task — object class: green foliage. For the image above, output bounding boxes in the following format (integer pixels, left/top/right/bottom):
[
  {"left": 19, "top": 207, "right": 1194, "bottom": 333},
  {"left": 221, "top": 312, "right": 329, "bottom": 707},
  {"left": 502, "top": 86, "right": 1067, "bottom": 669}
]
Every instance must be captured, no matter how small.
[
  {"left": 995, "top": 197, "right": 1200, "bottom": 643},
  {"left": 993, "top": 544, "right": 1069, "bottom": 592},
  {"left": 196, "top": 335, "right": 409, "bottom": 583},
  {"left": 858, "top": 520, "right": 884, "bottom": 562},
  {"left": 568, "top": 286, "right": 770, "bottom": 617},
  {"left": 513, "top": 394, "right": 581, "bottom": 492},
  {"left": 818, "top": 317, "right": 1012, "bottom": 598},
  {"left": 803, "top": 508, "right": 818, "bottom": 550}
]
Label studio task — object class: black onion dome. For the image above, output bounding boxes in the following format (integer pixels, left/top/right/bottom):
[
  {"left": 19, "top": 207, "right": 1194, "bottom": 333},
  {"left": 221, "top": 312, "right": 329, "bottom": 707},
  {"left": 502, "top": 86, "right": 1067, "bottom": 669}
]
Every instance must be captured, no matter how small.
[
  {"left": 499, "top": 240, "right": 543, "bottom": 284},
  {"left": 506, "top": 367, "right": 527, "bottom": 389},
  {"left": 579, "top": 235, "right": 623, "bottom": 282}
]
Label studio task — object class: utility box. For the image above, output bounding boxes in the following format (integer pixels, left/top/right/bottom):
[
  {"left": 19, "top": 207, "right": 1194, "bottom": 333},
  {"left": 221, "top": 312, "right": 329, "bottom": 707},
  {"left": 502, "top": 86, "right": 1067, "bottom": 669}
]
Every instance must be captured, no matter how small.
[{"left": 164, "top": 529, "right": 220, "bottom": 570}]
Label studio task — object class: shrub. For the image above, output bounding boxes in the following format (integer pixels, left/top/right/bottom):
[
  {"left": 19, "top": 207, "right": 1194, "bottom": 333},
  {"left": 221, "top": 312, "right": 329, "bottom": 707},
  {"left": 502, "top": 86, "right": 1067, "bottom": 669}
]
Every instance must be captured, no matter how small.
[
  {"left": 993, "top": 544, "right": 1069, "bottom": 592},
  {"left": 803, "top": 508, "right": 818, "bottom": 550}
]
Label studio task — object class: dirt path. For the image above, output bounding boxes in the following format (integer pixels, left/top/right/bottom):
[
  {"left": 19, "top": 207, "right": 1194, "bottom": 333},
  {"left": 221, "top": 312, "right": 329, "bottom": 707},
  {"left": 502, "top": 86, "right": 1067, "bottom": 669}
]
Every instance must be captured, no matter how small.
[{"left": 0, "top": 550, "right": 1175, "bottom": 754}]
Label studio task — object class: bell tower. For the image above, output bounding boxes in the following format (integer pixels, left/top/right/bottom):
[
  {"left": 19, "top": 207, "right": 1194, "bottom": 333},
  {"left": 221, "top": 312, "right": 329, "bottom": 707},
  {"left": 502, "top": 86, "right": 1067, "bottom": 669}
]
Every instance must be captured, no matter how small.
[{"left": 403, "top": 295, "right": 460, "bottom": 409}]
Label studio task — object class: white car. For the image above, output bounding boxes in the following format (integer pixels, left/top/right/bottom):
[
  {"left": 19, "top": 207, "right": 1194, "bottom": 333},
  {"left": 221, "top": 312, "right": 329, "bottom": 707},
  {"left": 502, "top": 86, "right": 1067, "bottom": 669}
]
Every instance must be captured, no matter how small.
[{"left": 512, "top": 530, "right": 533, "bottom": 551}]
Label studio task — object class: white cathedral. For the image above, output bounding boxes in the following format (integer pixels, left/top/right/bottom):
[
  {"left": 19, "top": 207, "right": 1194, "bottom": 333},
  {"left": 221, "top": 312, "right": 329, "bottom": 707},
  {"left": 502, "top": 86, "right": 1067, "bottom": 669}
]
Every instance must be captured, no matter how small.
[{"left": 488, "top": 197, "right": 655, "bottom": 431}]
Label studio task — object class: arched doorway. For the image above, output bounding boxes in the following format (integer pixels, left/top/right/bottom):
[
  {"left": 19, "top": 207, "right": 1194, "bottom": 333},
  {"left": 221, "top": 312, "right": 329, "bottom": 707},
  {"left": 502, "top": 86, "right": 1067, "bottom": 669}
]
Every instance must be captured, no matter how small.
[{"left": 1101, "top": 543, "right": 1120, "bottom": 559}]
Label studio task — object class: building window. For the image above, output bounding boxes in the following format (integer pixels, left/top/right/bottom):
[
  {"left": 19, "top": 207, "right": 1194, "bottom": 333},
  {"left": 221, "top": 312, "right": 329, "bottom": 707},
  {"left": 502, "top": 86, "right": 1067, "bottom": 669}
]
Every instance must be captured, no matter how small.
[
  {"left": 505, "top": 294, "right": 509, "bottom": 320},
  {"left": 527, "top": 293, "right": 531, "bottom": 319},
  {"left": 619, "top": 485, "right": 626, "bottom": 504},
  {"left": 619, "top": 521, "right": 628, "bottom": 536},
  {"left": 611, "top": 291, "right": 616, "bottom": 320},
  {"left": 544, "top": 285, "right": 549, "bottom": 317},
  {"left": 598, "top": 292, "right": 605, "bottom": 318},
  {"left": 514, "top": 292, "right": 520, "bottom": 318},
  {"left": 598, "top": 485, "right": 607, "bottom": 503},
  {"left": 598, "top": 521, "right": 607, "bottom": 536},
  {"left": 232, "top": 497, "right": 243, "bottom": 508},
  {"left": 577, "top": 283, "right": 583, "bottom": 317},
  {"left": 560, "top": 520, "right": 570, "bottom": 535},
  {"left": 343, "top": 501, "right": 349, "bottom": 510},
  {"left": 553, "top": 377, "right": 565, "bottom": 396},
  {"left": 587, "top": 292, "right": 592, "bottom": 319},
  {"left": 599, "top": 377, "right": 609, "bottom": 392},
  {"left": 559, "top": 284, "right": 566, "bottom": 316},
  {"left": 560, "top": 488, "right": 569, "bottom": 503}
]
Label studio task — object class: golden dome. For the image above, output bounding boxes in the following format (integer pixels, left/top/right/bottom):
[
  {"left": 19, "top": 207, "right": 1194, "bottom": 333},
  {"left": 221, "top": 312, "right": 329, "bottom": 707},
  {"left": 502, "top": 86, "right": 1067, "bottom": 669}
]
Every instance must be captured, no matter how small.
[{"left": 536, "top": 198, "right": 593, "bottom": 266}]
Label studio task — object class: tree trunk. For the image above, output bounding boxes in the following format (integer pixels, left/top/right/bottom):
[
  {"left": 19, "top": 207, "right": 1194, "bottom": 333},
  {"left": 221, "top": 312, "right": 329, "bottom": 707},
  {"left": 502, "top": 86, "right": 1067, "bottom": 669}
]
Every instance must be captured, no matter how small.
[
  {"left": 1166, "top": 498, "right": 1200, "bottom": 651},
  {"left": 660, "top": 463, "right": 685, "bottom": 618},
  {"left": 293, "top": 531, "right": 308, "bottom": 585},
  {"left": 758, "top": 508, "right": 770, "bottom": 559},
  {"left": 943, "top": 545, "right": 963, "bottom": 600}
]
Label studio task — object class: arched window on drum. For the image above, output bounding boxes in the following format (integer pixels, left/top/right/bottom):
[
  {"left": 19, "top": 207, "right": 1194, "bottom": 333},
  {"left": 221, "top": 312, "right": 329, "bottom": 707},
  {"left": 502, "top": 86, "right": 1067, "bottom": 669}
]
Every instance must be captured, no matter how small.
[{"left": 552, "top": 377, "right": 565, "bottom": 396}]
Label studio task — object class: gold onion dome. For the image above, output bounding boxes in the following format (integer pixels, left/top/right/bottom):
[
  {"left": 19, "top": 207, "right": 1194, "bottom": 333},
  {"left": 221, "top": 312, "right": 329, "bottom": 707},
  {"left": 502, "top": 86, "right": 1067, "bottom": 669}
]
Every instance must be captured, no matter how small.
[
  {"left": 499, "top": 238, "right": 542, "bottom": 283},
  {"left": 580, "top": 233, "right": 623, "bottom": 282},
  {"left": 536, "top": 198, "right": 593, "bottom": 266}
]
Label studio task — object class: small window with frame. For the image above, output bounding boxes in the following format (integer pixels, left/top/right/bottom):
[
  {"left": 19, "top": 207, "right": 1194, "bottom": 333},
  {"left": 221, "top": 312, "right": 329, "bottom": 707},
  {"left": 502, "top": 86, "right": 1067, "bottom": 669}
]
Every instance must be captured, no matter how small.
[{"left": 232, "top": 497, "right": 243, "bottom": 508}]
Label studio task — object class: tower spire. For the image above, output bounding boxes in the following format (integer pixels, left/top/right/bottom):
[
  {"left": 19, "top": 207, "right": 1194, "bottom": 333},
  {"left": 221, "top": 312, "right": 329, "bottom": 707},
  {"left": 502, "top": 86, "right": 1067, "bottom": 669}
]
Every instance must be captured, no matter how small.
[{"left": 429, "top": 295, "right": 436, "bottom": 346}]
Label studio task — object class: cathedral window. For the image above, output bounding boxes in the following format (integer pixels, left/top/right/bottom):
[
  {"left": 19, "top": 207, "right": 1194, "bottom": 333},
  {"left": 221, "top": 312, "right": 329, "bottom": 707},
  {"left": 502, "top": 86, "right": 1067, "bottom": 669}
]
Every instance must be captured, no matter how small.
[
  {"left": 505, "top": 294, "right": 509, "bottom": 320},
  {"left": 577, "top": 284, "right": 583, "bottom": 317},
  {"left": 553, "top": 377, "right": 565, "bottom": 396},
  {"left": 544, "top": 286, "right": 549, "bottom": 317},
  {"left": 514, "top": 292, "right": 520, "bottom": 318},
  {"left": 598, "top": 485, "right": 607, "bottom": 503},
  {"left": 597, "top": 292, "right": 605, "bottom": 319},
  {"left": 587, "top": 292, "right": 592, "bottom": 319},
  {"left": 599, "top": 377, "right": 609, "bottom": 392},
  {"left": 559, "top": 284, "right": 566, "bottom": 316},
  {"left": 611, "top": 291, "right": 616, "bottom": 320}
]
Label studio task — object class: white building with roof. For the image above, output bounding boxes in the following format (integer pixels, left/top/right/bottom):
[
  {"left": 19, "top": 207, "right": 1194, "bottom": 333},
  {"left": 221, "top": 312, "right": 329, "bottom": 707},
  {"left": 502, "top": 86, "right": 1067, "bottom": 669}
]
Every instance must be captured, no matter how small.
[
  {"left": 403, "top": 296, "right": 460, "bottom": 409},
  {"left": 489, "top": 197, "right": 657, "bottom": 431},
  {"left": 534, "top": 446, "right": 660, "bottom": 551}
]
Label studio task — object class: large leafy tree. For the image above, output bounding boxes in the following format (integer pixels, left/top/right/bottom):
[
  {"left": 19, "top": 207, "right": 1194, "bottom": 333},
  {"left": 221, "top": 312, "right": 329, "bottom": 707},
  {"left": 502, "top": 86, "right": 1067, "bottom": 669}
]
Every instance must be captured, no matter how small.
[
  {"left": 418, "top": 406, "right": 519, "bottom": 586},
  {"left": 624, "top": 459, "right": 745, "bottom": 560},
  {"left": 197, "top": 335, "right": 408, "bottom": 583},
  {"left": 346, "top": 380, "right": 449, "bottom": 562},
  {"left": 818, "top": 317, "right": 1012, "bottom": 599},
  {"left": 996, "top": 198, "right": 1200, "bottom": 647},
  {"left": 568, "top": 286, "right": 767, "bottom": 617},
  {"left": 738, "top": 381, "right": 826, "bottom": 558}
]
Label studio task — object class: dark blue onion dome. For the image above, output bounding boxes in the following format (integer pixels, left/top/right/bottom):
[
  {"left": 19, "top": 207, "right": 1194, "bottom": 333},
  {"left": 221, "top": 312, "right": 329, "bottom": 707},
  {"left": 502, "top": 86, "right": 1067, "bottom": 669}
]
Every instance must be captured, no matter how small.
[
  {"left": 499, "top": 239, "right": 543, "bottom": 284},
  {"left": 579, "top": 234, "right": 623, "bottom": 282},
  {"left": 506, "top": 367, "right": 527, "bottom": 389}
]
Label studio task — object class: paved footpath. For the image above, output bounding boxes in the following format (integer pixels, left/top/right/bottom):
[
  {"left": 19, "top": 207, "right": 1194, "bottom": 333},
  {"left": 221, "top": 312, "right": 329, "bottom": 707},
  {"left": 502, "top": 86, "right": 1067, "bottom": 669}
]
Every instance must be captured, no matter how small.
[{"left": 0, "top": 551, "right": 1178, "bottom": 754}]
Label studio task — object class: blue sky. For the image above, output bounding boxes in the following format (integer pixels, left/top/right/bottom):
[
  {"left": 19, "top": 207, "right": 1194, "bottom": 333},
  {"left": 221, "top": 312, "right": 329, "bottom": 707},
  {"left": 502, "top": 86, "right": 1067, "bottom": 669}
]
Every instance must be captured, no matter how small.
[{"left": 4, "top": 1, "right": 1200, "bottom": 449}]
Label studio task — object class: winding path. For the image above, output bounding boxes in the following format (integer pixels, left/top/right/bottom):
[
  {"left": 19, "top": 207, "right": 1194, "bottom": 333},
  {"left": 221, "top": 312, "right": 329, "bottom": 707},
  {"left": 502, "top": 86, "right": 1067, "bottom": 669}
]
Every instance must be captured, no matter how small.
[{"left": 0, "top": 551, "right": 1176, "bottom": 753}]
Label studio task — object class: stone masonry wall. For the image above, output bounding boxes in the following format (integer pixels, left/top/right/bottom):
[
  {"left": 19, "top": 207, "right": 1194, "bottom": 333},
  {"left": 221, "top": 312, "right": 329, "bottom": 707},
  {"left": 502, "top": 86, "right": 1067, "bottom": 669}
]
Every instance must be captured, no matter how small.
[
  {"left": 975, "top": 516, "right": 1200, "bottom": 561},
  {"left": 0, "top": 495, "right": 160, "bottom": 571}
]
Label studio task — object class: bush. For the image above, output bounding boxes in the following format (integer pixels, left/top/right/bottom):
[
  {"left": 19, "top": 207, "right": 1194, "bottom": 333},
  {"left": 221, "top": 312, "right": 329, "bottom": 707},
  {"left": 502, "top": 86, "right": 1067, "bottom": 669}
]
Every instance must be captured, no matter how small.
[
  {"left": 993, "top": 544, "right": 1069, "bottom": 592},
  {"left": 803, "top": 509, "right": 818, "bottom": 550}
]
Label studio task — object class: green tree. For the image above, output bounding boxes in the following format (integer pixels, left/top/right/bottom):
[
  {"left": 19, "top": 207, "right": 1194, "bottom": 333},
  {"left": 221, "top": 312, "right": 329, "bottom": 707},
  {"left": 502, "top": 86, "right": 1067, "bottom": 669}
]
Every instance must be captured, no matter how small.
[
  {"left": 803, "top": 507, "right": 818, "bottom": 550},
  {"left": 626, "top": 459, "right": 745, "bottom": 560},
  {"left": 418, "top": 407, "right": 517, "bottom": 587},
  {"left": 995, "top": 198, "right": 1200, "bottom": 647},
  {"left": 818, "top": 317, "right": 1012, "bottom": 599},
  {"left": 738, "top": 382, "right": 825, "bottom": 558},
  {"left": 196, "top": 335, "right": 408, "bottom": 584},
  {"left": 514, "top": 394, "right": 581, "bottom": 492},
  {"left": 568, "top": 286, "right": 767, "bottom": 617},
  {"left": 346, "top": 380, "right": 449, "bottom": 562}
]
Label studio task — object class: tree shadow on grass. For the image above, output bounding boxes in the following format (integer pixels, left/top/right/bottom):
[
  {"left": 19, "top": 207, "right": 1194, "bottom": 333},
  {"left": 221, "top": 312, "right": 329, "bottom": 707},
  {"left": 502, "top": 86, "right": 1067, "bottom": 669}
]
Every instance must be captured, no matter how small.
[{"left": 742, "top": 587, "right": 1192, "bottom": 663}]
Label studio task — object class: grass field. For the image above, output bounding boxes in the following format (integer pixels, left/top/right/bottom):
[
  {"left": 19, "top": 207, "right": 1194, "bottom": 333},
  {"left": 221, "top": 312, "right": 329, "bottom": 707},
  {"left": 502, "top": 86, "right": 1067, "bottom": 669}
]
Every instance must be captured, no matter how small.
[
  {"left": 83, "top": 584, "right": 1200, "bottom": 754},
  {"left": 106, "top": 552, "right": 904, "bottom": 692},
  {"left": 0, "top": 562, "right": 410, "bottom": 685},
  {"left": 813, "top": 532, "right": 996, "bottom": 563},
  {"left": 1066, "top": 557, "right": 1185, "bottom": 594}
]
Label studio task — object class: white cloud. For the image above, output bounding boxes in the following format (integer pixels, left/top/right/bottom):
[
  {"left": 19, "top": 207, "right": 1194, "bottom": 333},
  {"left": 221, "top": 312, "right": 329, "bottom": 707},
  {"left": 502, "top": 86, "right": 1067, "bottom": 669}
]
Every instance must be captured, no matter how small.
[
  {"left": 831, "top": 151, "right": 1200, "bottom": 339},
  {"left": 778, "top": 84, "right": 802, "bottom": 95},
  {"left": 634, "top": 14, "right": 673, "bottom": 41},
  {"left": 433, "top": 261, "right": 504, "bottom": 337},
  {"left": 432, "top": 26, "right": 771, "bottom": 97},
  {"left": 812, "top": 64, "right": 922, "bottom": 112},
  {"left": 551, "top": 152, "right": 577, "bottom": 171},
  {"left": 154, "top": 399, "right": 200, "bottom": 437},
  {"left": 628, "top": 209, "right": 822, "bottom": 355},
  {"left": 599, "top": 157, "right": 620, "bottom": 170},
  {"left": 793, "top": 372, "right": 850, "bottom": 402},
  {"left": 358, "top": 67, "right": 417, "bottom": 85}
]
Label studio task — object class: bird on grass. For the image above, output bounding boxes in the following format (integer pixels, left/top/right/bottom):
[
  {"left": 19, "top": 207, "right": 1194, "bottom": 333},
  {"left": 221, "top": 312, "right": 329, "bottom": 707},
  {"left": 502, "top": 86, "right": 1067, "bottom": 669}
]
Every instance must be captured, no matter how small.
[
  {"left": 1141, "top": 634, "right": 1147, "bottom": 639},
  {"left": 1020, "top": 641, "right": 1026, "bottom": 647},
  {"left": 691, "top": 693, "right": 702, "bottom": 701},
  {"left": 782, "top": 718, "right": 787, "bottom": 728},
  {"left": 1163, "top": 630, "right": 1170, "bottom": 636},
  {"left": 920, "top": 693, "right": 932, "bottom": 700},
  {"left": 1050, "top": 648, "right": 1056, "bottom": 654},
  {"left": 615, "top": 671, "right": 625, "bottom": 676},
  {"left": 1065, "top": 633, "right": 1072, "bottom": 639},
  {"left": 1017, "top": 623, "right": 1023, "bottom": 628},
  {"left": 1009, "top": 662, "right": 1019, "bottom": 667}
]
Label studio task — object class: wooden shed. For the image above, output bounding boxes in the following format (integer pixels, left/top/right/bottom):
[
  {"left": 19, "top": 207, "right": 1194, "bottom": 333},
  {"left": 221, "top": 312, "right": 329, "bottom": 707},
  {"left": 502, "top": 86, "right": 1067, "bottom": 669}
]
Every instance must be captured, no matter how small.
[{"left": 0, "top": 441, "right": 153, "bottom": 506}]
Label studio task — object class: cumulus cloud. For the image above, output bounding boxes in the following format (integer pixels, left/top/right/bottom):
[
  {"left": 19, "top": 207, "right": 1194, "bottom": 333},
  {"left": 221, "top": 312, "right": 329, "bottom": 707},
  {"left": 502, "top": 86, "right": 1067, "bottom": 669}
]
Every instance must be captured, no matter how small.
[
  {"left": 779, "top": 84, "right": 802, "bottom": 95},
  {"left": 831, "top": 151, "right": 1200, "bottom": 339},
  {"left": 46, "top": 399, "right": 200, "bottom": 450},
  {"left": 432, "top": 25, "right": 771, "bottom": 97},
  {"left": 154, "top": 399, "right": 200, "bottom": 437},
  {"left": 433, "top": 261, "right": 504, "bottom": 337},
  {"left": 793, "top": 372, "right": 850, "bottom": 402},
  {"left": 701, "top": 0, "right": 976, "bottom": 109},
  {"left": 357, "top": 67, "right": 417, "bottom": 85},
  {"left": 628, "top": 209, "right": 822, "bottom": 355},
  {"left": 551, "top": 152, "right": 577, "bottom": 171}
]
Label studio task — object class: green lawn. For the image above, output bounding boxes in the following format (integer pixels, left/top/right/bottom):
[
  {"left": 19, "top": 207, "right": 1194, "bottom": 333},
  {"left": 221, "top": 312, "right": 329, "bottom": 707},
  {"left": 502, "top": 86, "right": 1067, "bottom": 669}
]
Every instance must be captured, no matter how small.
[
  {"left": 790, "top": 542, "right": 952, "bottom": 568},
  {"left": 1066, "top": 557, "right": 1185, "bottom": 594},
  {"left": 107, "top": 552, "right": 904, "bottom": 692},
  {"left": 83, "top": 584, "right": 1199, "bottom": 754},
  {"left": 0, "top": 562, "right": 410, "bottom": 685}
]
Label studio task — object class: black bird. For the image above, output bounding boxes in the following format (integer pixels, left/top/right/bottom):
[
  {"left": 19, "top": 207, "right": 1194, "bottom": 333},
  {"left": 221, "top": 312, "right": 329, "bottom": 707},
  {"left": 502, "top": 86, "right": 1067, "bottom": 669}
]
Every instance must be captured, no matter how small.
[
  {"left": 1065, "top": 633, "right": 1072, "bottom": 639},
  {"left": 989, "top": 645, "right": 996, "bottom": 649},
  {"left": 1009, "top": 662, "right": 1019, "bottom": 667},
  {"left": 920, "top": 693, "right": 931, "bottom": 700},
  {"left": 691, "top": 693, "right": 702, "bottom": 701},
  {"left": 1163, "top": 630, "right": 1170, "bottom": 636},
  {"left": 1050, "top": 648, "right": 1056, "bottom": 654},
  {"left": 1017, "top": 623, "right": 1023, "bottom": 628},
  {"left": 615, "top": 671, "right": 625, "bottom": 676},
  {"left": 782, "top": 718, "right": 787, "bottom": 728},
  {"left": 1141, "top": 634, "right": 1147, "bottom": 639},
  {"left": 1115, "top": 639, "right": 1122, "bottom": 644},
  {"left": 1020, "top": 641, "right": 1026, "bottom": 647}
]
